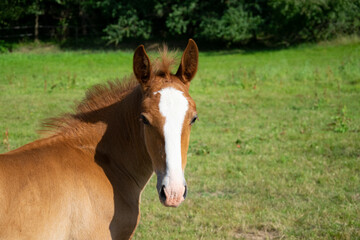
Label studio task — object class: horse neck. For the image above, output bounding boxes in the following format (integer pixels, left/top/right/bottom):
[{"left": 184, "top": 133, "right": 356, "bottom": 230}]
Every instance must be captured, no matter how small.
[{"left": 74, "top": 85, "right": 153, "bottom": 194}]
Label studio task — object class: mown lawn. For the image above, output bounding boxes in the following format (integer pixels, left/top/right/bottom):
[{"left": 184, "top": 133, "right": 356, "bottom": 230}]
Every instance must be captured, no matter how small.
[{"left": 0, "top": 39, "right": 359, "bottom": 239}]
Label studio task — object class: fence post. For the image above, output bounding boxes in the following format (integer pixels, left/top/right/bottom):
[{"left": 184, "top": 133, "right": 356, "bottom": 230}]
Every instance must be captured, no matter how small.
[
  {"left": 75, "top": 24, "right": 78, "bottom": 45},
  {"left": 35, "top": 14, "right": 39, "bottom": 42}
]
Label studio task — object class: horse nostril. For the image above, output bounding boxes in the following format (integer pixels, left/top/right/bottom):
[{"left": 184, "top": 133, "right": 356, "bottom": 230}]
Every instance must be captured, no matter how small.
[
  {"left": 159, "top": 185, "right": 166, "bottom": 202},
  {"left": 183, "top": 185, "right": 188, "bottom": 199}
]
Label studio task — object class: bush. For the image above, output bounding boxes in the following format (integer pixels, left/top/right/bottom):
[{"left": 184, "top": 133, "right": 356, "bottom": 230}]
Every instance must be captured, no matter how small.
[
  {"left": 0, "top": 40, "right": 12, "bottom": 53},
  {"left": 263, "top": 0, "right": 360, "bottom": 44},
  {"left": 198, "top": 2, "right": 262, "bottom": 44},
  {"left": 103, "top": 9, "right": 151, "bottom": 46}
]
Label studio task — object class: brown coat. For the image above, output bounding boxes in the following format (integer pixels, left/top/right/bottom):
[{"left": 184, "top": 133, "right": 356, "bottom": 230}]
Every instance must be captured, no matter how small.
[{"left": 0, "top": 39, "right": 199, "bottom": 240}]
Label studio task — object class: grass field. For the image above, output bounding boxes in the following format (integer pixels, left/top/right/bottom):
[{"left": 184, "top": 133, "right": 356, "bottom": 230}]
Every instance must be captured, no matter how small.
[{"left": 1, "top": 38, "right": 360, "bottom": 239}]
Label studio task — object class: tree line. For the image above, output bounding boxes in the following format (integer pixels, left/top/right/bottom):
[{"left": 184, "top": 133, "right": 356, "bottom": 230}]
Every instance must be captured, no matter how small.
[{"left": 1, "top": 0, "right": 359, "bottom": 47}]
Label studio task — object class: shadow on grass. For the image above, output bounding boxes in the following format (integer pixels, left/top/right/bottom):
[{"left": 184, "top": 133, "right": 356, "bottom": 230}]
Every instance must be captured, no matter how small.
[
  {"left": 3, "top": 37, "right": 296, "bottom": 55},
  {"left": 4, "top": 36, "right": 358, "bottom": 55}
]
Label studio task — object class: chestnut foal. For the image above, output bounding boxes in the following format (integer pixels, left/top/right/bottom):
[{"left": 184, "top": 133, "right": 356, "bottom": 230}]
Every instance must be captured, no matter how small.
[{"left": 0, "top": 39, "right": 199, "bottom": 240}]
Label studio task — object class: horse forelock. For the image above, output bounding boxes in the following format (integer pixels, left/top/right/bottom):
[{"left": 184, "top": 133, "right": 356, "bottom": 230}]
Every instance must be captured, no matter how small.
[{"left": 152, "top": 45, "right": 178, "bottom": 77}]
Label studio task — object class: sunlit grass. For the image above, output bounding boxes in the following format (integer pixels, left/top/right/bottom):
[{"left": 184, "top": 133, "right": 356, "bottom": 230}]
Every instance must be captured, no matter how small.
[{"left": 1, "top": 39, "right": 359, "bottom": 239}]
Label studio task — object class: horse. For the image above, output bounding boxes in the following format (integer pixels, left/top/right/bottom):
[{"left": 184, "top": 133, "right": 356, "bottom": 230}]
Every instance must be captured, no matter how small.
[{"left": 0, "top": 39, "right": 199, "bottom": 240}]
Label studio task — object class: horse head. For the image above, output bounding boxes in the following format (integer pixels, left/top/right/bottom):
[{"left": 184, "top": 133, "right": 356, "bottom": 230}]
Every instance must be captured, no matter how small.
[{"left": 133, "top": 39, "right": 199, "bottom": 207}]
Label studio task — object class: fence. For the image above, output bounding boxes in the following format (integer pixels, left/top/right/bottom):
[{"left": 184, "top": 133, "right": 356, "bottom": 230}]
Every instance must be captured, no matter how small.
[{"left": 0, "top": 24, "right": 105, "bottom": 40}]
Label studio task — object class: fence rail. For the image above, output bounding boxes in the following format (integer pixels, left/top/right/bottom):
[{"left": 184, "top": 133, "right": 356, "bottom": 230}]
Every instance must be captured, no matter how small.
[{"left": 0, "top": 25, "right": 105, "bottom": 39}]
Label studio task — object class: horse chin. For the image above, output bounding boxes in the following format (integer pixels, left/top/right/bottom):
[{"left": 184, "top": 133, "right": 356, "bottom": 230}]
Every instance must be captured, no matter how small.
[{"left": 160, "top": 197, "right": 184, "bottom": 208}]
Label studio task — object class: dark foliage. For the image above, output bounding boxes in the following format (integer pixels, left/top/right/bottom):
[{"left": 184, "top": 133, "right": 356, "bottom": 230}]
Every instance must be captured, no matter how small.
[{"left": 0, "top": 0, "right": 359, "bottom": 47}]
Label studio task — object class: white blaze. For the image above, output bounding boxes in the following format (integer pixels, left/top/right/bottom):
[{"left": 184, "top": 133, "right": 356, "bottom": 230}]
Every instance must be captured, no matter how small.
[{"left": 157, "top": 87, "right": 188, "bottom": 185}]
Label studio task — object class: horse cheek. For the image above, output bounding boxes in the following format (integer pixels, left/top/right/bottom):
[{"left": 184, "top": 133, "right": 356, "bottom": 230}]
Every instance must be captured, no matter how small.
[
  {"left": 144, "top": 127, "right": 165, "bottom": 172},
  {"left": 181, "top": 126, "right": 191, "bottom": 170}
]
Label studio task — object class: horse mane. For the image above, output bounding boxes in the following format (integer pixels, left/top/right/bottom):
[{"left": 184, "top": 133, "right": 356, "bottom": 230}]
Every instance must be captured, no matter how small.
[{"left": 41, "top": 46, "right": 177, "bottom": 136}]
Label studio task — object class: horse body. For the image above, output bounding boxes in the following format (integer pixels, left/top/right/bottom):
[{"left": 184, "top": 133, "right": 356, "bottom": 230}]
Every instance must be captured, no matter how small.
[
  {"left": 0, "top": 40, "right": 199, "bottom": 239},
  {"left": 0, "top": 137, "right": 113, "bottom": 239}
]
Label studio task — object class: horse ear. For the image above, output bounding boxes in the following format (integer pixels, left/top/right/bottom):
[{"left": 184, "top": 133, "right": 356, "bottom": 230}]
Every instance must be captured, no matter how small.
[
  {"left": 176, "top": 39, "right": 199, "bottom": 84},
  {"left": 133, "top": 45, "right": 151, "bottom": 88}
]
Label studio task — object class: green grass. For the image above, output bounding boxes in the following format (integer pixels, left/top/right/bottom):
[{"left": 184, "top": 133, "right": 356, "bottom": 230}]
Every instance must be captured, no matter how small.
[{"left": 1, "top": 39, "right": 360, "bottom": 239}]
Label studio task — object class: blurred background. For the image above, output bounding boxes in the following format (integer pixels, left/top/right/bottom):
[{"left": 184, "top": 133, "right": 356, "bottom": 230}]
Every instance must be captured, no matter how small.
[{"left": 1, "top": 0, "right": 359, "bottom": 50}]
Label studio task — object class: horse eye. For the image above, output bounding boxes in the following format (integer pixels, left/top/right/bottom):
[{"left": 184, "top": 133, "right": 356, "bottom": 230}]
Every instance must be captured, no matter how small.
[
  {"left": 190, "top": 115, "right": 198, "bottom": 125},
  {"left": 140, "top": 114, "right": 150, "bottom": 125}
]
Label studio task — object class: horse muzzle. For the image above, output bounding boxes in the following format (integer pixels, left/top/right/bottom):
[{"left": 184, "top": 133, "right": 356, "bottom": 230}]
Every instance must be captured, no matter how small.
[{"left": 156, "top": 172, "right": 187, "bottom": 207}]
